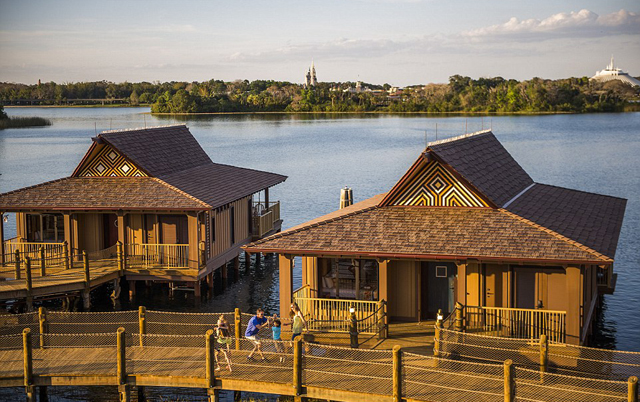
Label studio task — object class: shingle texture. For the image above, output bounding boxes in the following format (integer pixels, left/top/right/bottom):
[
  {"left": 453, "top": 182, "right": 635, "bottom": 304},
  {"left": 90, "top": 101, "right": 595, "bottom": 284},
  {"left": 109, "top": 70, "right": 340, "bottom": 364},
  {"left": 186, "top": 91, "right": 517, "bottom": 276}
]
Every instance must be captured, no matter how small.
[
  {"left": 247, "top": 205, "right": 609, "bottom": 263},
  {"left": 429, "top": 131, "right": 533, "bottom": 207},
  {"left": 0, "top": 177, "right": 209, "bottom": 211},
  {"left": 100, "top": 125, "right": 212, "bottom": 177},
  {"left": 506, "top": 183, "right": 627, "bottom": 259},
  {"left": 161, "top": 163, "right": 288, "bottom": 210}
]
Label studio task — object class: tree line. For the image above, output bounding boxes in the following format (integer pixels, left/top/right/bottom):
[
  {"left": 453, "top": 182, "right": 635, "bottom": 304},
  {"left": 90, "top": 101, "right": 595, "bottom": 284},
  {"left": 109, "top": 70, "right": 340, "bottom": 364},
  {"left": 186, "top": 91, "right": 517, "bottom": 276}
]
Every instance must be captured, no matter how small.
[{"left": 1, "top": 76, "right": 638, "bottom": 113}]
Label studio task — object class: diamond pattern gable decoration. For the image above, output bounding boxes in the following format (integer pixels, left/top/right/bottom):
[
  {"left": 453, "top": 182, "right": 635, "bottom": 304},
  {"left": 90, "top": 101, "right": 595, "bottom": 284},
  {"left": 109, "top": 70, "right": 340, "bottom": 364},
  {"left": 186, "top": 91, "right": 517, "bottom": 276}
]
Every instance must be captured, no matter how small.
[
  {"left": 390, "top": 160, "right": 489, "bottom": 207},
  {"left": 77, "top": 144, "right": 147, "bottom": 177}
]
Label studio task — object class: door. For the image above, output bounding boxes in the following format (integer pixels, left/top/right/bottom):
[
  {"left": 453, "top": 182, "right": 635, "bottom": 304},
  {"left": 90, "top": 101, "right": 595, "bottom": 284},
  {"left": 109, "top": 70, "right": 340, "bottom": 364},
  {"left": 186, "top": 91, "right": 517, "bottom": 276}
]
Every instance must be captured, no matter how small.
[
  {"left": 159, "top": 215, "right": 188, "bottom": 244},
  {"left": 513, "top": 268, "right": 536, "bottom": 309},
  {"left": 102, "top": 213, "right": 118, "bottom": 249},
  {"left": 484, "top": 264, "right": 503, "bottom": 307},
  {"left": 421, "top": 262, "right": 457, "bottom": 319}
]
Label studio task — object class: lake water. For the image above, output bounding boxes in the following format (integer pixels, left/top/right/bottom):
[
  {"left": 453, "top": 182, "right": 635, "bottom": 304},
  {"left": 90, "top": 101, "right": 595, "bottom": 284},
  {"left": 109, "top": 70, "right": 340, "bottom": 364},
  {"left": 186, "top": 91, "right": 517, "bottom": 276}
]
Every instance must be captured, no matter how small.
[{"left": 1, "top": 108, "right": 639, "bottom": 357}]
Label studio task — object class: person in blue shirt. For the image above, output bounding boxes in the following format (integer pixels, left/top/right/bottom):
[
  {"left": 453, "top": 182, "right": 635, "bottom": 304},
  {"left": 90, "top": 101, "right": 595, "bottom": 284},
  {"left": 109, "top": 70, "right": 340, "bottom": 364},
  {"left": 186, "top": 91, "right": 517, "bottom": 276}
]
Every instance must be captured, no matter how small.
[
  {"left": 245, "top": 308, "right": 269, "bottom": 361},
  {"left": 271, "top": 314, "right": 285, "bottom": 363}
]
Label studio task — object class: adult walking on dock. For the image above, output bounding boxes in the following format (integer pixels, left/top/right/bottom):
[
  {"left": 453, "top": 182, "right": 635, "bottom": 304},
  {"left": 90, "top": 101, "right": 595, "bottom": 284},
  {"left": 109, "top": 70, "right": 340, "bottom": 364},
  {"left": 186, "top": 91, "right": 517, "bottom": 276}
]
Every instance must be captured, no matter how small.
[
  {"left": 289, "top": 303, "right": 307, "bottom": 341},
  {"left": 245, "top": 308, "right": 269, "bottom": 361}
]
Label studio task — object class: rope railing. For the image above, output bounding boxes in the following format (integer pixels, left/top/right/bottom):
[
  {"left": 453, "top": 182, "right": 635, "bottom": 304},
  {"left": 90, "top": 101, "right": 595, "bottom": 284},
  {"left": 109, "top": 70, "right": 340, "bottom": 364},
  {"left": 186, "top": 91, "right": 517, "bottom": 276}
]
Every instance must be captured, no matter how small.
[{"left": 1, "top": 324, "right": 636, "bottom": 402}]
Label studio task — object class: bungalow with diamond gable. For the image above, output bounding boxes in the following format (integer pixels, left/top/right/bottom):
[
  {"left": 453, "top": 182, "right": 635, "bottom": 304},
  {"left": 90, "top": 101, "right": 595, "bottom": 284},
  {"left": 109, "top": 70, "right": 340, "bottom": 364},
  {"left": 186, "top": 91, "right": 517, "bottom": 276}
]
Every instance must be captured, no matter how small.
[
  {"left": 244, "top": 130, "right": 626, "bottom": 345},
  {"left": 0, "top": 125, "right": 287, "bottom": 297}
]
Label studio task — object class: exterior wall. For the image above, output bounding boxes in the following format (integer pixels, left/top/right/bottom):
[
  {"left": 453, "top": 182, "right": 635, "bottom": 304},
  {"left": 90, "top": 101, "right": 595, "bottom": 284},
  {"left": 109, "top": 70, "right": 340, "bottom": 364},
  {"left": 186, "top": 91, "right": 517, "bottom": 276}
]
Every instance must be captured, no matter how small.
[
  {"left": 387, "top": 260, "right": 418, "bottom": 320},
  {"left": 77, "top": 213, "right": 104, "bottom": 253},
  {"left": 210, "top": 196, "right": 252, "bottom": 259}
]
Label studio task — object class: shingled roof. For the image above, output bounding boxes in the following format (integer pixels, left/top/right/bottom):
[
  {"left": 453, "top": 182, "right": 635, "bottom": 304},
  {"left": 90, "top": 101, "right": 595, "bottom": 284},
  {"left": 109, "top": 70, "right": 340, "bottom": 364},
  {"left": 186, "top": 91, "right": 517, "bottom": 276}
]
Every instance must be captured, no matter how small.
[
  {"left": 428, "top": 130, "right": 534, "bottom": 207},
  {"left": 246, "top": 129, "right": 626, "bottom": 264},
  {"left": 0, "top": 125, "right": 287, "bottom": 211}
]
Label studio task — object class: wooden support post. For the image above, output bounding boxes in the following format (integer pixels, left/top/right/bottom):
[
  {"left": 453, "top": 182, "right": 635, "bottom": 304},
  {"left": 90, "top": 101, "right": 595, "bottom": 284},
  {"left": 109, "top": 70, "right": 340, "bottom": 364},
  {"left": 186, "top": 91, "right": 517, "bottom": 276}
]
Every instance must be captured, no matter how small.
[
  {"left": 221, "top": 263, "right": 228, "bottom": 287},
  {"left": 455, "top": 302, "right": 464, "bottom": 332},
  {"left": 82, "top": 251, "right": 91, "bottom": 310},
  {"left": 25, "top": 257, "right": 33, "bottom": 312},
  {"left": 139, "top": 306, "right": 146, "bottom": 347},
  {"left": 39, "top": 246, "right": 46, "bottom": 277},
  {"left": 504, "top": 359, "right": 514, "bottom": 402},
  {"left": 233, "top": 256, "right": 239, "bottom": 281},
  {"left": 207, "top": 272, "right": 214, "bottom": 290},
  {"left": 117, "top": 327, "right": 126, "bottom": 385},
  {"left": 434, "top": 310, "right": 443, "bottom": 357},
  {"left": 206, "top": 329, "right": 216, "bottom": 389},
  {"left": 349, "top": 309, "right": 358, "bottom": 348},
  {"left": 630, "top": 376, "right": 638, "bottom": 402},
  {"left": 539, "top": 333, "right": 548, "bottom": 380},
  {"left": 38, "top": 307, "right": 47, "bottom": 349},
  {"left": 129, "top": 280, "right": 136, "bottom": 300},
  {"left": 234, "top": 308, "right": 241, "bottom": 351},
  {"left": 63, "top": 241, "right": 70, "bottom": 270},
  {"left": 119, "top": 385, "right": 131, "bottom": 402},
  {"left": 293, "top": 337, "right": 303, "bottom": 396},
  {"left": 244, "top": 251, "right": 251, "bottom": 274},
  {"left": 207, "top": 388, "right": 219, "bottom": 402},
  {"left": 194, "top": 279, "right": 201, "bottom": 298},
  {"left": 23, "top": 328, "right": 33, "bottom": 386},
  {"left": 117, "top": 241, "right": 124, "bottom": 273},
  {"left": 378, "top": 300, "right": 387, "bottom": 339},
  {"left": 14, "top": 250, "right": 21, "bottom": 280},
  {"left": 392, "top": 345, "right": 402, "bottom": 402}
]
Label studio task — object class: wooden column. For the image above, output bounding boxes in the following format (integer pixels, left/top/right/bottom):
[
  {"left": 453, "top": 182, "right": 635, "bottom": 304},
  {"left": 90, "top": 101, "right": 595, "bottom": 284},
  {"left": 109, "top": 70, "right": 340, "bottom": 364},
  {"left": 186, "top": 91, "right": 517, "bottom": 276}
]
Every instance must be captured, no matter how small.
[
  {"left": 392, "top": 345, "right": 402, "bottom": 402},
  {"left": 378, "top": 260, "right": 388, "bottom": 303},
  {"left": 565, "top": 265, "right": 582, "bottom": 345},
  {"left": 0, "top": 212, "right": 4, "bottom": 266},
  {"left": 457, "top": 262, "right": 467, "bottom": 306},
  {"left": 187, "top": 213, "right": 199, "bottom": 269},
  {"left": 234, "top": 308, "right": 242, "bottom": 351},
  {"left": 25, "top": 257, "right": 33, "bottom": 311},
  {"left": 504, "top": 359, "right": 514, "bottom": 402},
  {"left": 629, "top": 376, "right": 638, "bottom": 402},
  {"left": 82, "top": 251, "right": 91, "bottom": 310},
  {"left": 23, "top": 328, "right": 35, "bottom": 402},
  {"left": 264, "top": 188, "right": 269, "bottom": 207},
  {"left": 293, "top": 337, "right": 303, "bottom": 396},
  {"left": 205, "top": 329, "right": 216, "bottom": 389},
  {"left": 138, "top": 306, "right": 146, "bottom": 347},
  {"left": 63, "top": 212, "right": 72, "bottom": 267},
  {"left": 116, "top": 211, "right": 126, "bottom": 245},
  {"left": 279, "top": 255, "right": 293, "bottom": 319}
]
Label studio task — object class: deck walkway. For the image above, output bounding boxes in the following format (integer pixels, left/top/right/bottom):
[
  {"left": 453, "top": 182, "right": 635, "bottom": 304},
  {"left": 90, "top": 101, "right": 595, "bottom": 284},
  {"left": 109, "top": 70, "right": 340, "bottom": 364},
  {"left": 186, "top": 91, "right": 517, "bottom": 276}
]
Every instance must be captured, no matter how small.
[{"left": 0, "top": 310, "right": 634, "bottom": 402}]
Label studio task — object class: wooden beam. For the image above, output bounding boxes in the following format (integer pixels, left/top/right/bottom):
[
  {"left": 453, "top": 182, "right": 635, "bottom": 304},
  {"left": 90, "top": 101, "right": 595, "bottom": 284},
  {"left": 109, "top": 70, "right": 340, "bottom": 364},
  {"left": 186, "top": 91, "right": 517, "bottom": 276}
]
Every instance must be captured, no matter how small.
[
  {"left": 279, "top": 255, "right": 293, "bottom": 319},
  {"left": 565, "top": 265, "right": 582, "bottom": 345}
]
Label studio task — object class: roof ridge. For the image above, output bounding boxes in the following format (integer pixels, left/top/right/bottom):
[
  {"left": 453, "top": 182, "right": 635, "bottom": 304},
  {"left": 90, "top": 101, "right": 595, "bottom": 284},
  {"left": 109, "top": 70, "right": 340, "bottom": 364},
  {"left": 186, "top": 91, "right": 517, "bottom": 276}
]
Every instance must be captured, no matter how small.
[
  {"left": 98, "top": 124, "right": 187, "bottom": 135},
  {"left": 250, "top": 204, "right": 380, "bottom": 246},
  {"left": 153, "top": 178, "right": 211, "bottom": 208},
  {"left": 0, "top": 176, "right": 70, "bottom": 197},
  {"left": 159, "top": 160, "right": 286, "bottom": 179},
  {"left": 428, "top": 129, "right": 492, "bottom": 147},
  {"left": 499, "top": 208, "right": 612, "bottom": 262},
  {"left": 534, "top": 182, "right": 628, "bottom": 202}
]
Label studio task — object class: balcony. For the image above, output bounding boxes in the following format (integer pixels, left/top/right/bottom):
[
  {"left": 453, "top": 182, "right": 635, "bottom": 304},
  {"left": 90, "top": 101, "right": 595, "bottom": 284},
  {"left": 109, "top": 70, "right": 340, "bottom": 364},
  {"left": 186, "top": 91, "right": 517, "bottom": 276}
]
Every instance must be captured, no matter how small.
[{"left": 252, "top": 201, "right": 281, "bottom": 239}]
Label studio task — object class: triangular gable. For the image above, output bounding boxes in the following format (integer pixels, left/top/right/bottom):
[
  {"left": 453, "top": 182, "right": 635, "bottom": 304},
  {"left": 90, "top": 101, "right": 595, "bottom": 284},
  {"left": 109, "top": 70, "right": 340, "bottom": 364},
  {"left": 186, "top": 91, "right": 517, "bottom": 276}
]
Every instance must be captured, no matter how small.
[
  {"left": 74, "top": 143, "right": 147, "bottom": 177},
  {"left": 382, "top": 156, "right": 489, "bottom": 207}
]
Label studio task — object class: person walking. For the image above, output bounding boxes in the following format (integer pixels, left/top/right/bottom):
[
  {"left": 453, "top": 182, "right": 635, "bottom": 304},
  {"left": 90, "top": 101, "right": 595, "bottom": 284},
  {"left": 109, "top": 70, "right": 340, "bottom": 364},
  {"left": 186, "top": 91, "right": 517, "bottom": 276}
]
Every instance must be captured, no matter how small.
[
  {"left": 245, "top": 308, "right": 269, "bottom": 361},
  {"left": 289, "top": 303, "right": 307, "bottom": 342},
  {"left": 271, "top": 314, "right": 285, "bottom": 363},
  {"left": 215, "top": 315, "right": 232, "bottom": 372}
]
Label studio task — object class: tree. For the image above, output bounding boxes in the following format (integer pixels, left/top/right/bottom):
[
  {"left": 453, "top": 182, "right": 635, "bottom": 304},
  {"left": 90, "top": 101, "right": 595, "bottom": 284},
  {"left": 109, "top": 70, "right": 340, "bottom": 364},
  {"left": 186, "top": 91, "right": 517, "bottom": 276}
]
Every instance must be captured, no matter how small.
[{"left": 0, "top": 105, "right": 7, "bottom": 120}]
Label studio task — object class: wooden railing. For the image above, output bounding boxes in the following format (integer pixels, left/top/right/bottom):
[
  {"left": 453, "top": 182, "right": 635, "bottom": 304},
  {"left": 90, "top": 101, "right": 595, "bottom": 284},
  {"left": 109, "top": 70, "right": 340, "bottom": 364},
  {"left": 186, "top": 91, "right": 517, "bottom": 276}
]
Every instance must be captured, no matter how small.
[
  {"left": 252, "top": 201, "right": 280, "bottom": 238},
  {"left": 2, "top": 241, "right": 65, "bottom": 266},
  {"left": 464, "top": 305, "right": 566, "bottom": 343},
  {"left": 293, "top": 285, "right": 382, "bottom": 334},
  {"left": 125, "top": 243, "right": 190, "bottom": 269}
]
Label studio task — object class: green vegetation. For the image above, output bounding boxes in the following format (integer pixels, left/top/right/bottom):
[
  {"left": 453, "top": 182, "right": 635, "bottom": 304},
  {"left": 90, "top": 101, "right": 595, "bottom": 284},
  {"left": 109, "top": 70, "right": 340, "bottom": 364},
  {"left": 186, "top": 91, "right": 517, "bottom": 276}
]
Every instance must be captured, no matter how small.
[
  {"left": 0, "top": 104, "right": 52, "bottom": 129},
  {"left": 1, "top": 76, "right": 638, "bottom": 114}
]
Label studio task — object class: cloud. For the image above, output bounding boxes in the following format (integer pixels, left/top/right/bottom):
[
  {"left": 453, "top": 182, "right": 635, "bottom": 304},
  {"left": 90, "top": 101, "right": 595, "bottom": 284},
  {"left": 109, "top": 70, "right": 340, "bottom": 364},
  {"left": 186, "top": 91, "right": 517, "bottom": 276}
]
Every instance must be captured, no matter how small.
[{"left": 462, "top": 9, "right": 640, "bottom": 40}]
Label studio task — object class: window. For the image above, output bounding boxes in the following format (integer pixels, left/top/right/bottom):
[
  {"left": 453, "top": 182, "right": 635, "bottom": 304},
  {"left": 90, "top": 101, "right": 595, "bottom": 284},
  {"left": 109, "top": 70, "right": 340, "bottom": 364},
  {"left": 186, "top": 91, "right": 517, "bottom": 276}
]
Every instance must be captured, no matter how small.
[
  {"left": 436, "top": 266, "right": 447, "bottom": 278},
  {"left": 26, "top": 213, "right": 64, "bottom": 242},
  {"left": 318, "top": 258, "right": 379, "bottom": 301},
  {"left": 230, "top": 206, "right": 235, "bottom": 245},
  {"left": 211, "top": 216, "right": 216, "bottom": 243}
]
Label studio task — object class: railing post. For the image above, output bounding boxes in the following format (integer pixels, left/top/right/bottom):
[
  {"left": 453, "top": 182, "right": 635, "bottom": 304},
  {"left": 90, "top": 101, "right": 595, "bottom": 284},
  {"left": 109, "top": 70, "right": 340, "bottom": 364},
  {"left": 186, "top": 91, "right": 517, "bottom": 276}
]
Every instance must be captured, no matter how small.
[
  {"left": 392, "top": 345, "right": 402, "bottom": 402},
  {"left": 378, "top": 300, "right": 387, "bottom": 339},
  {"left": 455, "top": 302, "right": 465, "bottom": 332},
  {"left": 38, "top": 307, "right": 47, "bottom": 349},
  {"left": 434, "top": 309, "right": 443, "bottom": 357},
  {"left": 116, "top": 327, "right": 126, "bottom": 384},
  {"left": 205, "top": 329, "right": 216, "bottom": 389},
  {"left": 629, "top": 376, "right": 638, "bottom": 402},
  {"left": 139, "top": 306, "right": 146, "bottom": 347},
  {"left": 25, "top": 257, "right": 33, "bottom": 312},
  {"left": 39, "top": 246, "right": 46, "bottom": 277},
  {"left": 539, "top": 333, "right": 548, "bottom": 380},
  {"left": 117, "top": 241, "right": 124, "bottom": 273},
  {"left": 14, "top": 250, "right": 21, "bottom": 280},
  {"left": 234, "top": 308, "right": 241, "bottom": 351},
  {"left": 504, "top": 359, "right": 514, "bottom": 402},
  {"left": 349, "top": 309, "right": 358, "bottom": 348},
  {"left": 293, "top": 337, "right": 303, "bottom": 396},
  {"left": 82, "top": 251, "right": 91, "bottom": 310},
  {"left": 63, "top": 241, "right": 70, "bottom": 270},
  {"left": 23, "top": 328, "right": 35, "bottom": 402}
]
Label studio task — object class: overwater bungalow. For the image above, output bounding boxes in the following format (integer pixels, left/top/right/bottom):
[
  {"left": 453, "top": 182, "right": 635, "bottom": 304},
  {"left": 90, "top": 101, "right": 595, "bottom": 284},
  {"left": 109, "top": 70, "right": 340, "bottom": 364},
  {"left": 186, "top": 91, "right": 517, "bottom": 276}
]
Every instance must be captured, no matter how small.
[
  {"left": 0, "top": 125, "right": 286, "bottom": 299},
  {"left": 244, "top": 130, "right": 626, "bottom": 345}
]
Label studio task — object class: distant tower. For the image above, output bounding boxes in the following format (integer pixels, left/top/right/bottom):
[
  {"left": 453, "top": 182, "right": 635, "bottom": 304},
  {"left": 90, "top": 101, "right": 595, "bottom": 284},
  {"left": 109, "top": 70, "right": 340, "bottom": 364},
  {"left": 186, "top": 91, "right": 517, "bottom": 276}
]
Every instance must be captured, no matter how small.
[{"left": 304, "top": 60, "right": 317, "bottom": 88}]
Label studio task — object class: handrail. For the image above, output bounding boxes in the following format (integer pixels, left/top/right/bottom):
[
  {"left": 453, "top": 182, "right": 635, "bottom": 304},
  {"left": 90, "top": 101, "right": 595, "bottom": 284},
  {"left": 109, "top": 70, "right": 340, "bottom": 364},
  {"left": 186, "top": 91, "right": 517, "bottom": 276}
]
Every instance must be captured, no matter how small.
[{"left": 125, "top": 243, "right": 190, "bottom": 269}]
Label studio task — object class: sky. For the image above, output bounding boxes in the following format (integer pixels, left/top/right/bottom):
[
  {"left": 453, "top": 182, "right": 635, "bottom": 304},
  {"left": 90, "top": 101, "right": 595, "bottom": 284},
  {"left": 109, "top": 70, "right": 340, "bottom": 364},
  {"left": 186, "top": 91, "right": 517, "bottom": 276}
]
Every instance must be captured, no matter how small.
[{"left": 0, "top": 0, "right": 639, "bottom": 86}]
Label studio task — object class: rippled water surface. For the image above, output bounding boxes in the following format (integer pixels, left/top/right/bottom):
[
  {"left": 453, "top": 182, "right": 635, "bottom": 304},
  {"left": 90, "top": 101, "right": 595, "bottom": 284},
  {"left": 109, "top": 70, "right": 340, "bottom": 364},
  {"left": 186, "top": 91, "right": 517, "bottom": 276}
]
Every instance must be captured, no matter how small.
[{"left": 1, "top": 108, "right": 639, "bottom": 356}]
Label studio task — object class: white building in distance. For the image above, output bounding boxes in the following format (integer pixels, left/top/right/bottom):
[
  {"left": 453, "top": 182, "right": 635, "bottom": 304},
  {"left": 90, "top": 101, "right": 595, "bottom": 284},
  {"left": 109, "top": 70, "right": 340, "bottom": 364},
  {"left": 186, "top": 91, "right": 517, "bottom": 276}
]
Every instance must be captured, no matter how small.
[
  {"left": 590, "top": 56, "right": 640, "bottom": 87},
  {"left": 304, "top": 61, "right": 317, "bottom": 88}
]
